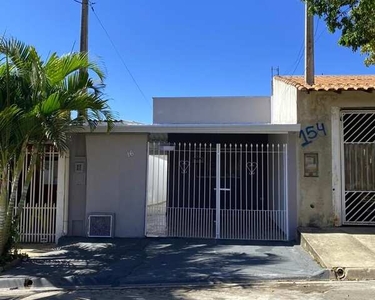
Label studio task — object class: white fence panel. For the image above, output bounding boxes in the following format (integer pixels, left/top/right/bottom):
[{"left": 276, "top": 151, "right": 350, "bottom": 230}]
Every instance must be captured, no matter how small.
[{"left": 14, "top": 146, "right": 58, "bottom": 243}]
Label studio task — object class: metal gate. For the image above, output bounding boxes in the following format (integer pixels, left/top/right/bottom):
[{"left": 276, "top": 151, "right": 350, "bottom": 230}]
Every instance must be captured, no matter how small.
[
  {"left": 146, "top": 142, "right": 289, "bottom": 240},
  {"left": 10, "top": 146, "right": 58, "bottom": 243},
  {"left": 342, "top": 110, "right": 375, "bottom": 225}
]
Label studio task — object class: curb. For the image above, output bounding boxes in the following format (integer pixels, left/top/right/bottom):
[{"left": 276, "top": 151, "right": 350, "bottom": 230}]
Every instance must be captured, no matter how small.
[
  {"left": 300, "top": 231, "right": 375, "bottom": 281},
  {"left": 0, "top": 271, "right": 331, "bottom": 291}
]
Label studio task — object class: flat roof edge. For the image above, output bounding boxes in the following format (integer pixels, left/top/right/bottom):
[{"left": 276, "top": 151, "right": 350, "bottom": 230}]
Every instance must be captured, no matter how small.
[{"left": 79, "top": 123, "right": 301, "bottom": 134}]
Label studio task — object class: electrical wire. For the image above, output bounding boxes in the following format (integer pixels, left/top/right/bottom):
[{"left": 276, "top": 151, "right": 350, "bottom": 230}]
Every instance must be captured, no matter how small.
[
  {"left": 74, "top": 0, "right": 152, "bottom": 109},
  {"left": 90, "top": 4, "right": 152, "bottom": 109}
]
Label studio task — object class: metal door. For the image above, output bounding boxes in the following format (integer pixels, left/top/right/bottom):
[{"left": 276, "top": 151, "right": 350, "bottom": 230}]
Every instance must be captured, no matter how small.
[
  {"left": 146, "top": 141, "right": 288, "bottom": 240},
  {"left": 342, "top": 111, "right": 375, "bottom": 225}
]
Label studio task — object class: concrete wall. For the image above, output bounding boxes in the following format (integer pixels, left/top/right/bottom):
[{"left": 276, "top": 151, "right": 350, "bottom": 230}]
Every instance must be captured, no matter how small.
[
  {"left": 296, "top": 91, "right": 375, "bottom": 227},
  {"left": 68, "top": 134, "right": 87, "bottom": 236},
  {"left": 153, "top": 96, "right": 271, "bottom": 124},
  {"left": 85, "top": 133, "right": 148, "bottom": 237},
  {"left": 271, "top": 80, "right": 298, "bottom": 124}
]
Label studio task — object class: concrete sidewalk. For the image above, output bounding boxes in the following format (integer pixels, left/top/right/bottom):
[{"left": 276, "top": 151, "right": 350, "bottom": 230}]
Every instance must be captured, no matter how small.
[{"left": 300, "top": 227, "right": 375, "bottom": 280}]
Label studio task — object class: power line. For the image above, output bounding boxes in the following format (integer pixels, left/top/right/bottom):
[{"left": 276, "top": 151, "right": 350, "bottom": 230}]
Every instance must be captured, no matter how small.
[
  {"left": 284, "top": 16, "right": 322, "bottom": 77},
  {"left": 86, "top": 2, "right": 152, "bottom": 109}
]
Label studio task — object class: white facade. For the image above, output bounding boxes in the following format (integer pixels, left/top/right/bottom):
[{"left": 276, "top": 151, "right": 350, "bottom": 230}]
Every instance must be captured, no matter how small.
[{"left": 153, "top": 96, "right": 271, "bottom": 124}]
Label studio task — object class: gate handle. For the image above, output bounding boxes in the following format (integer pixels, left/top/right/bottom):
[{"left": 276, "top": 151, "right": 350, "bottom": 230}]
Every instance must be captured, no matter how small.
[{"left": 214, "top": 188, "right": 231, "bottom": 191}]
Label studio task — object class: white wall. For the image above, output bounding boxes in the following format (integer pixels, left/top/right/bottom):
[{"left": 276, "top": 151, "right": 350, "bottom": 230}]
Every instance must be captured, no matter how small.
[
  {"left": 271, "top": 79, "right": 298, "bottom": 124},
  {"left": 85, "top": 133, "right": 148, "bottom": 237},
  {"left": 153, "top": 96, "right": 271, "bottom": 124},
  {"left": 147, "top": 155, "right": 168, "bottom": 205}
]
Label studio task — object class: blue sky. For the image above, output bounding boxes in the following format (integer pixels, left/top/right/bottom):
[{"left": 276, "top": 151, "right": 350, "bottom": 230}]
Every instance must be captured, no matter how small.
[{"left": 1, "top": 0, "right": 374, "bottom": 123}]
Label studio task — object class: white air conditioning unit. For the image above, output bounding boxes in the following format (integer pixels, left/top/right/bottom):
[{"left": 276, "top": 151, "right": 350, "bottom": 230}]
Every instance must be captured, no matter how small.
[{"left": 87, "top": 213, "right": 115, "bottom": 238}]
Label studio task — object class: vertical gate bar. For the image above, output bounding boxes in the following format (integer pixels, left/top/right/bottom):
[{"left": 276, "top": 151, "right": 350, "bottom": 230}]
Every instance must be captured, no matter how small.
[
  {"left": 225, "top": 144, "right": 229, "bottom": 238},
  {"left": 278, "top": 144, "right": 281, "bottom": 240},
  {"left": 38, "top": 155, "right": 43, "bottom": 239},
  {"left": 284, "top": 144, "right": 289, "bottom": 240},
  {"left": 188, "top": 143, "right": 191, "bottom": 237},
  {"left": 28, "top": 204, "right": 31, "bottom": 243},
  {"left": 251, "top": 144, "right": 253, "bottom": 239},
  {"left": 51, "top": 149, "right": 56, "bottom": 241},
  {"left": 235, "top": 144, "right": 238, "bottom": 239},
  {"left": 226, "top": 144, "right": 229, "bottom": 239},
  {"left": 145, "top": 142, "right": 149, "bottom": 236},
  {"left": 24, "top": 204, "right": 27, "bottom": 242},
  {"left": 151, "top": 142, "right": 155, "bottom": 235},
  {"left": 172, "top": 143, "right": 176, "bottom": 236},
  {"left": 43, "top": 203, "right": 46, "bottom": 242},
  {"left": 193, "top": 143, "right": 199, "bottom": 237},
  {"left": 157, "top": 142, "right": 161, "bottom": 234},
  {"left": 209, "top": 144, "right": 212, "bottom": 238},
  {"left": 161, "top": 144, "right": 166, "bottom": 235},
  {"left": 33, "top": 155, "right": 37, "bottom": 206},
  {"left": 261, "top": 144, "right": 264, "bottom": 240},
  {"left": 203, "top": 144, "right": 207, "bottom": 237},
  {"left": 146, "top": 150, "right": 150, "bottom": 232},
  {"left": 245, "top": 144, "right": 248, "bottom": 239},
  {"left": 216, "top": 144, "right": 221, "bottom": 239},
  {"left": 22, "top": 149, "right": 26, "bottom": 206},
  {"left": 256, "top": 144, "right": 259, "bottom": 239},
  {"left": 240, "top": 144, "right": 243, "bottom": 239},
  {"left": 51, "top": 204, "right": 55, "bottom": 242},
  {"left": 272, "top": 144, "right": 277, "bottom": 238},
  {"left": 182, "top": 143, "right": 186, "bottom": 236},
  {"left": 229, "top": 144, "right": 232, "bottom": 239},
  {"left": 177, "top": 143, "right": 181, "bottom": 236},
  {"left": 198, "top": 143, "right": 201, "bottom": 237},
  {"left": 267, "top": 144, "right": 269, "bottom": 240}
]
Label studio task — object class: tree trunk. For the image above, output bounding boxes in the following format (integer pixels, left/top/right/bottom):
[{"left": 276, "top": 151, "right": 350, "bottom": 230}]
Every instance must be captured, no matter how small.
[
  {"left": 14, "top": 148, "right": 38, "bottom": 225},
  {"left": 0, "top": 165, "right": 10, "bottom": 256},
  {"left": 0, "top": 146, "right": 36, "bottom": 257},
  {"left": 0, "top": 153, "right": 25, "bottom": 256}
]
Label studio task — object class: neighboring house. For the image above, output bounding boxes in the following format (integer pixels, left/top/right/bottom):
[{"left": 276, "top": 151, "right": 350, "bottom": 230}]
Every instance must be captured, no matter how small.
[
  {"left": 19, "top": 75, "right": 375, "bottom": 244},
  {"left": 272, "top": 75, "right": 375, "bottom": 227}
]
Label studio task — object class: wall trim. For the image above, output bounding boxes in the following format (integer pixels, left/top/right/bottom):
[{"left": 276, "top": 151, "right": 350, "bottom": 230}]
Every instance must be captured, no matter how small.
[
  {"left": 331, "top": 107, "right": 342, "bottom": 226},
  {"left": 55, "top": 152, "right": 68, "bottom": 242}
]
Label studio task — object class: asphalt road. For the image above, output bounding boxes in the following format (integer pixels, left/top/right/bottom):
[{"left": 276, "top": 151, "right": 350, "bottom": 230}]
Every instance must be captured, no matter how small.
[{"left": 0, "top": 237, "right": 326, "bottom": 289}]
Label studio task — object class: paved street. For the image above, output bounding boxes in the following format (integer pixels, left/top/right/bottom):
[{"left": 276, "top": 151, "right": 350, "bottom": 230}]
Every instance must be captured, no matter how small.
[
  {"left": 0, "top": 238, "right": 326, "bottom": 289},
  {"left": 1, "top": 281, "right": 375, "bottom": 299}
]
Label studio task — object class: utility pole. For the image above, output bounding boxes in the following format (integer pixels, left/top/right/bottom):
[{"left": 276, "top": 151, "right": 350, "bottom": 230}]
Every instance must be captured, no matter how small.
[
  {"left": 80, "top": 0, "right": 89, "bottom": 54},
  {"left": 305, "top": 2, "right": 315, "bottom": 85}
]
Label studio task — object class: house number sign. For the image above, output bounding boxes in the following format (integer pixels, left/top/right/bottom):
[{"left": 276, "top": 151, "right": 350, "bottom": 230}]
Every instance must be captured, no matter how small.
[{"left": 299, "top": 123, "right": 327, "bottom": 147}]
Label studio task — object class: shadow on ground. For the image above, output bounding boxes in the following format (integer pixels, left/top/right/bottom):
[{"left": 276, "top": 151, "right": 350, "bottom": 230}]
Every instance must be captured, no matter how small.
[{"left": 0, "top": 237, "right": 325, "bottom": 289}]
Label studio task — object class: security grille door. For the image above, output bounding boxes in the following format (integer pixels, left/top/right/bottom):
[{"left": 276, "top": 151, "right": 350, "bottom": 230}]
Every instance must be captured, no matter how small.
[
  {"left": 146, "top": 142, "right": 288, "bottom": 240},
  {"left": 342, "top": 111, "right": 375, "bottom": 225}
]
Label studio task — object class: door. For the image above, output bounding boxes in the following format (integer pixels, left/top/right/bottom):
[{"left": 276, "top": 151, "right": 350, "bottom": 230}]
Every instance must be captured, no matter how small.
[
  {"left": 146, "top": 141, "right": 289, "bottom": 240},
  {"left": 342, "top": 111, "right": 375, "bottom": 225}
]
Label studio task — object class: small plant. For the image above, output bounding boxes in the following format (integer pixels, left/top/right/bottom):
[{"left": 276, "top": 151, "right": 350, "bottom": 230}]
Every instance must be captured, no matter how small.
[{"left": 0, "top": 222, "right": 27, "bottom": 268}]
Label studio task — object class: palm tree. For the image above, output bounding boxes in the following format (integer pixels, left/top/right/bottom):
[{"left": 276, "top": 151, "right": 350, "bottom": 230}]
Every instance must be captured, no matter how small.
[{"left": 0, "top": 38, "right": 114, "bottom": 256}]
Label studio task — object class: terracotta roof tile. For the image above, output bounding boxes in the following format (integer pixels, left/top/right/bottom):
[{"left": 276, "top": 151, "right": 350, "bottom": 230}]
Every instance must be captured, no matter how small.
[{"left": 274, "top": 75, "right": 375, "bottom": 91}]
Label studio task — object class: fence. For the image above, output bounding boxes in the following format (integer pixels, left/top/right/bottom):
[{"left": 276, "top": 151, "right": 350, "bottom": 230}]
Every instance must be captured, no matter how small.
[{"left": 146, "top": 142, "right": 288, "bottom": 241}]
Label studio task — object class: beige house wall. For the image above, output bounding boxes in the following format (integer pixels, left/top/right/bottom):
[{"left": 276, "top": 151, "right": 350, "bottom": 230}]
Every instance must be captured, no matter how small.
[
  {"left": 85, "top": 133, "right": 148, "bottom": 237},
  {"left": 296, "top": 90, "right": 375, "bottom": 226}
]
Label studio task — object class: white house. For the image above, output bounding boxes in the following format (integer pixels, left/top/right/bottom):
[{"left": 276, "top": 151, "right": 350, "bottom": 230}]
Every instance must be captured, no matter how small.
[{"left": 20, "top": 75, "right": 375, "bottom": 244}]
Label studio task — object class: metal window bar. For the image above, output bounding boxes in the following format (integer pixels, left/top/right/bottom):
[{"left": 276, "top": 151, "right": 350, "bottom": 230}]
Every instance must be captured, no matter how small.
[{"left": 342, "top": 111, "right": 375, "bottom": 225}]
